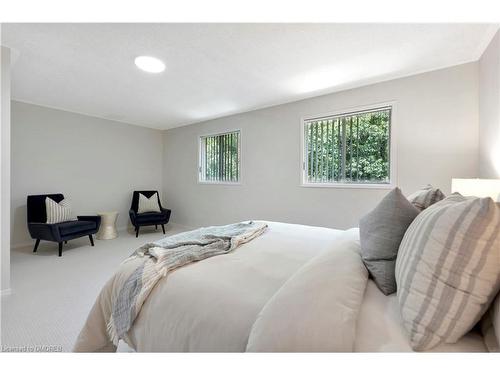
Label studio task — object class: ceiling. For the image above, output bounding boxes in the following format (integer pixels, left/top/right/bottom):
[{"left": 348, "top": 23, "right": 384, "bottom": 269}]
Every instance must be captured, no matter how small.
[{"left": 2, "top": 23, "right": 498, "bottom": 129}]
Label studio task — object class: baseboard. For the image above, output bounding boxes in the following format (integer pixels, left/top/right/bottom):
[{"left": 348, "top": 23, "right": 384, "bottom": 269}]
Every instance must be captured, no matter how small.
[
  {"left": 11, "top": 240, "right": 33, "bottom": 250},
  {"left": 168, "top": 222, "right": 192, "bottom": 230},
  {"left": 1, "top": 288, "right": 12, "bottom": 297},
  {"left": 11, "top": 223, "right": 184, "bottom": 249},
  {"left": 121, "top": 222, "right": 189, "bottom": 232}
]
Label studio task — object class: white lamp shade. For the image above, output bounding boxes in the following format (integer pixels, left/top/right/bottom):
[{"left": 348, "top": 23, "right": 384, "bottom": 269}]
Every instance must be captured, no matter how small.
[{"left": 451, "top": 178, "right": 500, "bottom": 202}]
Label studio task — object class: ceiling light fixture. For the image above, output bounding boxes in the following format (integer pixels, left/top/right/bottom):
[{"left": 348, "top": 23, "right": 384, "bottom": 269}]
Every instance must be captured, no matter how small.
[{"left": 134, "top": 56, "right": 165, "bottom": 73}]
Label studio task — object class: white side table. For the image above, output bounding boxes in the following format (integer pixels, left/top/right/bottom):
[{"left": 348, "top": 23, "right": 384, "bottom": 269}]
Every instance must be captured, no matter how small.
[{"left": 97, "top": 211, "right": 119, "bottom": 240}]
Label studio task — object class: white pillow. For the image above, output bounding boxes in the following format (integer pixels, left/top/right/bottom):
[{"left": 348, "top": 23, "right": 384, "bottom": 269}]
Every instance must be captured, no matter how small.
[
  {"left": 137, "top": 193, "right": 161, "bottom": 214},
  {"left": 45, "top": 197, "right": 72, "bottom": 224},
  {"left": 395, "top": 194, "right": 500, "bottom": 351}
]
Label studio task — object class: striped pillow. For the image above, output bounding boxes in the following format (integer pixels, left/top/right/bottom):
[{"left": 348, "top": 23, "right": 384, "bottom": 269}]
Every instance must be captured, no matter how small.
[
  {"left": 137, "top": 193, "right": 161, "bottom": 213},
  {"left": 395, "top": 193, "right": 500, "bottom": 351},
  {"left": 407, "top": 184, "right": 445, "bottom": 211},
  {"left": 45, "top": 197, "right": 72, "bottom": 224}
]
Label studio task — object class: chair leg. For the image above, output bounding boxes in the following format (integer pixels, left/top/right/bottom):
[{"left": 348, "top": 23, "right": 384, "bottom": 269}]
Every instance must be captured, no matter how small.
[
  {"left": 89, "top": 234, "right": 94, "bottom": 246},
  {"left": 161, "top": 224, "right": 165, "bottom": 234},
  {"left": 58, "top": 242, "right": 63, "bottom": 257},
  {"left": 135, "top": 226, "right": 139, "bottom": 238},
  {"left": 33, "top": 239, "right": 40, "bottom": 253},
  {"left": 155, "top": 224, "right": 158, "bottom": 230}
]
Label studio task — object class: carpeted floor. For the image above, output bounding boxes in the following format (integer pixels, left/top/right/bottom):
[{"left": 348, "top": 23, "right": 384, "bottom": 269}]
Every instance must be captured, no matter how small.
[{"left": 0, "top": 223, "right": 189, "bottom": 352}]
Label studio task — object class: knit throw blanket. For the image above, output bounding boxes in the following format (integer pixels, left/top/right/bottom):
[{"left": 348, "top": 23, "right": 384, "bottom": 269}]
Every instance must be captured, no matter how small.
[{"left": 107, "top": 221, "right": 268, "bottom": 344}]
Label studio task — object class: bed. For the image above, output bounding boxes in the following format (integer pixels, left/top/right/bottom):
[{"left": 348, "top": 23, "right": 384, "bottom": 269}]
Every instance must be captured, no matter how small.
[{"left": 74, "top": 221, "right": 490, "bottom": 352}]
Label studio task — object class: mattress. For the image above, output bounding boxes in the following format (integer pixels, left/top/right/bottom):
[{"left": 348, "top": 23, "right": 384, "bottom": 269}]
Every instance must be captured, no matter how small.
[{"left": 355, "top": 280, "right": 487, "bottom": 352}]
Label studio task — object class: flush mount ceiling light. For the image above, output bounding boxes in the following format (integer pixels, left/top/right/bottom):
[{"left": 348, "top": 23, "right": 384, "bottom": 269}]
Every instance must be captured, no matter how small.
[{"left": 134, "top": 56, "right": 165, "bottom": 73}]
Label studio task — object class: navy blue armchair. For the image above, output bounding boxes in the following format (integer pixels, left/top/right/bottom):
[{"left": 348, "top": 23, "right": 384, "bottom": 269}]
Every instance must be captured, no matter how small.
[
  {"left": 27, "top": 194, "right": 101, "bottom": 256},
  {"left": 129, "top": 190, "right": 171, "bottom": 237}
]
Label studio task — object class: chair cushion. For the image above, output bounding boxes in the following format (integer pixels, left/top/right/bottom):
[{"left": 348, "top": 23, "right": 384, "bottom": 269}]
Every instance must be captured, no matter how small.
[
  {"left": 58, "top": 220, "right": 97, "bottom": 236},
  {"left": 135, "top": 212, "right": 167, "bottom": 224}
]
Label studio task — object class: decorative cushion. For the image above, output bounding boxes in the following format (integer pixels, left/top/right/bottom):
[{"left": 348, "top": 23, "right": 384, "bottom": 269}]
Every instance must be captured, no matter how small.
[
  {"left": 395, "top": 193, "right": 500, "bottom": 351},
  {"left": 359, "top": 188, "right": 420, "bottom": 295},
  {"left": 58, "top": 220, "right": 97, "bottom": 236},
  {"left": 138, "top": 193, "right": 161, "bottom": 214},
  {"left": 45, "top": 197, "right": 72, "bottom": 224},
  {"left": 407, "top": 184, "right": 445, "bottom": 211}
]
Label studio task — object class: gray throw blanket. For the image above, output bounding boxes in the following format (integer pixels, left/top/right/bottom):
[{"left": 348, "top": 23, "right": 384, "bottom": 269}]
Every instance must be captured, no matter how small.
[{"left": 107, "top": 221, "right": 268, "bottom": 344}]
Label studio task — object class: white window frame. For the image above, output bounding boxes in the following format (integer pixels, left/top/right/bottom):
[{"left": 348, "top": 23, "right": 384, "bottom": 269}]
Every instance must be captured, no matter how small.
[
  {"left": 198, "top": 129, "right": 242, "bottom": 185},
  {"left": 300, "top": 101, "right": 397, "bottom": 189}
]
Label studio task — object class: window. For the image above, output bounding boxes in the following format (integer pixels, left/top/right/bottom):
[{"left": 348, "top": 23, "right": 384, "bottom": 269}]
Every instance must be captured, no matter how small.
[
  {"left": 199, "top": 130, "right": 240, "bottom": 183},
  {"left": 302, "top": 106, "right": 392, "bottom": 186}
]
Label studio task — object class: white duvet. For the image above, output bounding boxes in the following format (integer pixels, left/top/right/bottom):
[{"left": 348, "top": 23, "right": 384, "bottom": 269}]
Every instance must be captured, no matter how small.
[{"left": 74, "top": 221, "right": 486, "bottom": 352}]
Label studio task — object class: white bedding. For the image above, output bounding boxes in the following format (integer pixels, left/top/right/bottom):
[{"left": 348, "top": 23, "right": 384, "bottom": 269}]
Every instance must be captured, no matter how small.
[
  {"left": 74, "top": 221, "right": 488, "bottom": 352},
  {"left": 129, "top": 221, "right": 343, "bottom": 351}
]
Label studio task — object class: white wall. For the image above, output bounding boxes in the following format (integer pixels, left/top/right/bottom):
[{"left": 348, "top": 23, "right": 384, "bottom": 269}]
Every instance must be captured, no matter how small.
[
  {"left": 11, "top": 101, "right": 164, "bottom": 247},
  {"left": 1, "top": 46, "right": 11, "bottom": 293},
  {"left": 9, "top": 61, "right": 483, "bottom": 246},
  {"left": 479, "top": 29, "right": 500, "bottom": 178},
  {"left": 163, "top": 63, "right": 479, "bottom": 230}
]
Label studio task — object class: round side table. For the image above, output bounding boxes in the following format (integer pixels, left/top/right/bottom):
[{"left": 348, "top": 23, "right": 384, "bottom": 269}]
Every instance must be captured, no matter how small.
[{"left": 97, "top": 211, "right": 119, "bottom": 240}]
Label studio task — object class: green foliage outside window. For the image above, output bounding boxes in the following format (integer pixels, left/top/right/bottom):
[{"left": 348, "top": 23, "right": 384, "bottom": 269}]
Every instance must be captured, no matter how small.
[{"left": 305, "top": 108, "right": 391, "bottom": 183}]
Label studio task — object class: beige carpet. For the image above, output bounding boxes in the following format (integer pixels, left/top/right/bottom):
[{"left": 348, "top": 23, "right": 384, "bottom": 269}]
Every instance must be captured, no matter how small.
[{"left": 1, "top": 223, "right": 189, "bottom": 352}]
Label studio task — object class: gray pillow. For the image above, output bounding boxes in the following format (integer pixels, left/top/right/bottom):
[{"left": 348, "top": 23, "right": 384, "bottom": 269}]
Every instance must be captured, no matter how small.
[
  {"left": 407, "top": 184, "right": 445, "bottom": 211},
  {"left": 359, "top": 188, "right": 419, "bottom": 295}
]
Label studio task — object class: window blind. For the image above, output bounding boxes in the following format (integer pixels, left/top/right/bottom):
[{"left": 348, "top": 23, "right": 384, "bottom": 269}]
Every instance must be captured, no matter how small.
[
  {"left": 199, "top": 131, "right": 240, "bottom": 183},
  {"left": 304, "top": 107, "right": 391, "bottom": 184}
]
